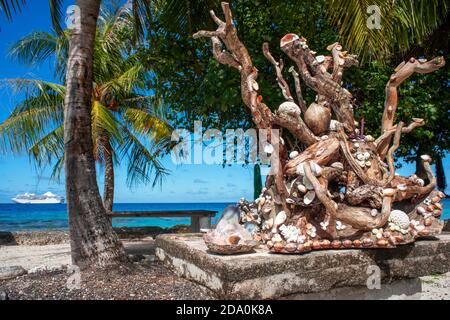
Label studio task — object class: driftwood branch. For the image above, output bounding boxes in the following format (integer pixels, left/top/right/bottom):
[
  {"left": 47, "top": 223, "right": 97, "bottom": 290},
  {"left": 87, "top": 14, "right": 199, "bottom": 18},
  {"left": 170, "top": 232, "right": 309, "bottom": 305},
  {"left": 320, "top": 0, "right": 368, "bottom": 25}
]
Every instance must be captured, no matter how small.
[
  {"left": 288, "top": 67, "right": 307, "bottom": 113},
  {"left": 376, "top": 118, "right": 424, "bottom": 156},
  {"left": 385, "top": 122, "right": 404, "bottom": 185},
  {"left": 262, "top": 42, "right": 293, "bottom": 100},
  {"left": 378, "top": 56, "right": 445, "bottom": 156}
]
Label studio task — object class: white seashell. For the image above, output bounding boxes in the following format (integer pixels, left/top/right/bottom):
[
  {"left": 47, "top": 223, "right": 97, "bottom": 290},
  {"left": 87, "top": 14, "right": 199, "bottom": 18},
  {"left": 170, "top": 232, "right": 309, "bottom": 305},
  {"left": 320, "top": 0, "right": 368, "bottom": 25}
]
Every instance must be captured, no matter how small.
[
  {"left": 354, "top": 143, "right": 360, "bottom": 148},
  {"left": 331, "top": 162, "right": 344, "bottom": 170},
  {"left": 303, "top": 176, "right": 314, "bottom": 190},
  {"left": 272, "top": 233, "right": 282, "bottom": 243},
  {"left": 371, "top": 209, "right": 378, "bottom": 217},
  {"left": 365, "top": 161, "right": 371, "bottom": 167},
  {"left": 252, "top": 80, "right": 259, "bottom": 91},
  {"left": 416, "top": 178, "right": 424, "bottom": 186},
  {"left": 304, "top": 191, "right": 316, "bottom": 205},
  {"left": 421, "top": 154, "right": 431, "bottom": 162},
  {"left": 416, "top": 225, "right": 425, "bottom": 232},
  {"left": 417, "top": 206, "right": 426, "bottom": 215},
  {"left": 296, "top": 163, "right": 305, "bottom": 176},
  {"left": 316, "top": 55, "right": 325, "bottom": 63},
  {"left": 389, "top": 210, "right": 410, "bottom": 230},
  {"left": 289, "top": 151, "right": 299, "bottom": 159},
  {"left": 279, "top": 101, "right": 301, "bottom": 117},
  {"left": 264, "top": 143, "right": 274, "bottom": 154},
  {"left": 310, "top": 161, "right": 322, "bottom": 176},
  {"left": 364, "top": 152, "right": 370, "bottom": 160},
  {"left": 372, "top": 228, "right": 379, "bottom": 235},
  {"left": 356, "top": 153, "right": 365, "bottom": 161},
  {"left": 264, "top": 218, "right": 274, "bottom": 229},
  {"left": 274, "top": 211, "right": 287, "bottom": 227},
  {"left": 397, "top": 184, "right": 407, "bottom": 191},
  {"left": 297, "top": 184, "right": 307, "bottom": 194},
  {"left": 365, "top": 135, "right": 374, "bottom": 142},
  {"left": 329, "top": 120, "right": 340, "bottom": 131},
  {"left": 383, "top": 188, "right": 395, "bottom": 197},
  {"left": 286, "top": 198, "right": 295, "bottom": 204},
  {"left": 320, "top": 135, "right": 329, "bottom": 140},
  {"left": 358, "top": 160, "right": 366, "bottom": 168}
]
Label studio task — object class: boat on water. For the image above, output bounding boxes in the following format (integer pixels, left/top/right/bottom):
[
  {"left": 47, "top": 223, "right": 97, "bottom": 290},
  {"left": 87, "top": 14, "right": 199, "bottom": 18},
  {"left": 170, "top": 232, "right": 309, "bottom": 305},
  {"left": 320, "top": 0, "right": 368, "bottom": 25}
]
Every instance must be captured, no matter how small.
[{"left": 11, "top": 192, "right": 64, "bottom": 204}]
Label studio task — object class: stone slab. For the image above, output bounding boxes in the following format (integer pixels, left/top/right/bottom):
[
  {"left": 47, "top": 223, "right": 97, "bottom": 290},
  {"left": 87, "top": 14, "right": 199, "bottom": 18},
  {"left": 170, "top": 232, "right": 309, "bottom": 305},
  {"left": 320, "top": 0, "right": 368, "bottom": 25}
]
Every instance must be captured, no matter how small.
[{"left": 155, "top": 233, "right": 450, "bottom": 299}]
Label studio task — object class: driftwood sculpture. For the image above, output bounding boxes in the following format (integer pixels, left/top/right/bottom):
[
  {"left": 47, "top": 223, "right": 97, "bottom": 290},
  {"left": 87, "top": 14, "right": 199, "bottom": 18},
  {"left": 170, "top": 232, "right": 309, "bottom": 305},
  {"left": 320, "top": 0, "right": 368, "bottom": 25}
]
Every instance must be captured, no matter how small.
[{"left": 195, "top": 2, "right": 446, "bottom": 254}]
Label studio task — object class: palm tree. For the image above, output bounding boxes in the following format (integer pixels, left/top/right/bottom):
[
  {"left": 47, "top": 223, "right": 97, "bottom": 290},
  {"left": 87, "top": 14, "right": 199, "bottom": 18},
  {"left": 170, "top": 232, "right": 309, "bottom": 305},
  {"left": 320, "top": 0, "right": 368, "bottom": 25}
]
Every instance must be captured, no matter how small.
[
  {"left": 326, "top": 0, "right": 448, "bottom": 61},
  {"left": 1, "top": 1, "right": 168, "bottom": 268},
  {"left": 2, "top": 7, "right": 171, "bottom": 213}
]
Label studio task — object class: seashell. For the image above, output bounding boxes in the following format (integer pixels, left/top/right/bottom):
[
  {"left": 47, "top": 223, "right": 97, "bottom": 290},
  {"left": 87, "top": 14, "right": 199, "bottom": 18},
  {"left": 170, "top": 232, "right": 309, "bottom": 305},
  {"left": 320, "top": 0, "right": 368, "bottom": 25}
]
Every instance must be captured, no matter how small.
[
  {"left": 356, "top": 153, "right": 365, "bottom": 161},
  {"left": 312, "top": 241, "right": 321, "bottom": 250},
  {"left": 433, "top": 209, "right": 442, "bottom": 217},
  {"left": 264, "top": 218, "right": 274, "bottom": 229},
  {"left": 310, "top": 161, "right": 322, "bottom": 176},
  {"left": 251, "top": 80, "right": 259, "bottom": 91},
  {"left": 343, "top": 240, "right": 353, "bottom": 248},
  {"left": 383, "top": 188, "right": 395, "bottom": 197},
  {"left": 416, "top": 179, "right": 424, "bottom": 186},
  {"left": 417, "top": 206, "right": 426, "bottom": 214},
  {"left": 321, "top": 240, "right": 331, "bottom": 249},
  {"left": 389, "top": 210, "right": 410, "bottom": 229},
  {"left": 297, "top": 244, "right": 305, "bottom": 252},
  {"left": 329, "top": 120, "right": 340, "bottom": 131},
  {"left": 331, "top": 162, "right": 344, "bottom": 170},
  {"left": 331, "top": 240, "right": 342, "bottom": 249},
  {"left": 279, "top": 101, "right": 301, "bottom": 117},
  {"left": 362, "top": 238, "right": 374, "bottom": 247},
  {"left": 371, "top": 209, "right": 378, "bottom": 217},
  {"left": 420, "top": 154, "right": 431, "bottom": 162},
  {"left": 394, "top": 235, "right": 403, "bottom": 243},
  {"left": 296, "top": 163, "right": 305, "bottom": 176},
  {"left": 227, "top": 235, "right": 241, "bottom": 245},
  {"left": 419, "top": 229, "right": 430, "bottom": 237},
  {"left": 289, "top": 151, "right": 299, "bottom": 159},
  {"left": 358, "top": 160, "right": 366, "bottom": 168},
  {"left": 435, "top": 202, "right": 443, "bottom": 210},
  {"left": 365, "top": 135, "right": 374, "bottom": 142},
  {"left": 263, "top": 143, "right": 274, "bottom": 154},
  {"left": 438, "top": 191, "right": 446, "bottom": 198},
  {"left": 364, "top": 152, "right": 371, "bottom": 160},
  {"left": 266, "top": 241, "right": 274, "bottom": 249},
  {"left": 372, "top": 228, "right": 379, "bottom": 235},
  {"left": 297, "top": 184, "right": 307, "bottom": 194},
  {"left": 416, "top": 225, "right": 425, "bottom": 232},
  {"left": 316, "top": 55, "right": 325, "bottom": 63},
  {"left": 304, "top": 191, "right": 316, "bottom": 205},
  {"left": 320, "top": 135, "right": 329, "bottom": 140},
  {"left": 303, "top": 176, "right": 314, "bottom": 190},
  {"left": 431, "top": 196, "right": 440, "bottom": 203},
  {"left": 263, "top": 206, "right": 272, "bottom": 214},
  {"left": 354, "top": 143, "right": 360, "bottom": 148},
  {"left": 424, "top": 217, "right": 432, "bottom": 226},
  {"left": 365, "top": 161, "right": 371, "bottom": 167},
  {"left": 397, "top": 184, "right": 407, "bottom": 191},
  {"left": 377, "top": 239, "right": 388, "bottom": 247},
  {"left": 274, "top": 211, "right": 287, "bottom": 227},
  {"left": 272, "top": 233, "right": 282, "bottom": 243},
  {"left": 286, "top": 198, "right": 295, "bottom": 204},
  {"left": 427, "top": 204, "right": 435, "bottom": 212},
  {"left": 273, "top": 242, "right": 284, "bottom": 252},
  {"left": 285, "top": 243, "right": 297, "bottom": 252},
  {"left": 376, "top": 233, "right": 383, "bottom": 239},
  {"left": 303, "top": 241, "right": 312, "bottom": 251},
  {"left": 353, "top": 239, "right": 362, "bottom": 247}
]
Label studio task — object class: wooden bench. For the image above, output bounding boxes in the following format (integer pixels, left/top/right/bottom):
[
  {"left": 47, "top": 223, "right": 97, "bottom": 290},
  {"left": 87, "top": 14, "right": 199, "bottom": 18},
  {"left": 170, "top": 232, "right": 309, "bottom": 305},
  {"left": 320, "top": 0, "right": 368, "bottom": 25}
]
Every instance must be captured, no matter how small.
[{"left": 108, "top": 210, "right": 217, "bottom": 233}]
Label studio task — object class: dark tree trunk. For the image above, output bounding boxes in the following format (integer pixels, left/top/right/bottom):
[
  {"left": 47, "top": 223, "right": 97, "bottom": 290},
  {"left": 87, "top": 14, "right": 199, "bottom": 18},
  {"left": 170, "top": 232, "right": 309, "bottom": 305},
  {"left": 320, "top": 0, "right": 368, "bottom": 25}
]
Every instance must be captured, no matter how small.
[
  {"left": 102, "top": 135, "right": 114, "bottom": 212},
  {"left": 64, "top": 0, "right": 126, "bottom": 269},
  {"left": 435, "top": 154, "right": 447, "bottom": 192}
]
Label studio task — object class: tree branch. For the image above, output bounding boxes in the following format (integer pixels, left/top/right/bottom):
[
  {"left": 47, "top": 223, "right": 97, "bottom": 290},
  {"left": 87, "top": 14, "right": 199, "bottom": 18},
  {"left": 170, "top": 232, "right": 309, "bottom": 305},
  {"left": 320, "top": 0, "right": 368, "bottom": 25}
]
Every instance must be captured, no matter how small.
[
  {"left": 288, "top": 67, "right": 307, "bottom": 113},
  {"left": 385, "top": 122, "right": 403, "bottom": 185}
]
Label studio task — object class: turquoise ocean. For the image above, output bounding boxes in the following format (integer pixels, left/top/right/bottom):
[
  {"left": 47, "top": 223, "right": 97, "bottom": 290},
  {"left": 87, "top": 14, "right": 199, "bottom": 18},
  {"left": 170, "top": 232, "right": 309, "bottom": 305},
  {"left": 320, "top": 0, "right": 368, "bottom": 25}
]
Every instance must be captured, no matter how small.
[{"left": 0, "top": 200, "right": 449, "bottom": 232}]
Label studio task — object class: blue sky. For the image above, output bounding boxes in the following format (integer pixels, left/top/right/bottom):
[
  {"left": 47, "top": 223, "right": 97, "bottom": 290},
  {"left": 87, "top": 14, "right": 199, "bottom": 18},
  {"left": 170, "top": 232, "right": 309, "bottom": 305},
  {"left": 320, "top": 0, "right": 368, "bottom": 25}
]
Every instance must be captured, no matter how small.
[{"left": 0, "top": 1, "right": 448, "bottom": 203}]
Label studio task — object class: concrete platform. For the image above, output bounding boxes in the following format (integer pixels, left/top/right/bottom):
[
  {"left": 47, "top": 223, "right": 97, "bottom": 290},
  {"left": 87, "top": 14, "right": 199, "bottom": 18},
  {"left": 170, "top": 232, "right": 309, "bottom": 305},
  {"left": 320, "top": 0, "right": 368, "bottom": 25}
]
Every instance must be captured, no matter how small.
[{"left": 155, "top": 233, "right": 450, "bottom": 299}]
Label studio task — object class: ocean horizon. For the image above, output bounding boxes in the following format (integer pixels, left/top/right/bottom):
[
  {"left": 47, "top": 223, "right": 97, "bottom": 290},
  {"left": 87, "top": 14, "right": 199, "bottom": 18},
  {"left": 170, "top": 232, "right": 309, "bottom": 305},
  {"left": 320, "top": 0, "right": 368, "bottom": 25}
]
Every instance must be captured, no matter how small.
[{"left": 0, "top": 199, "right": 449, "bottom": 232}]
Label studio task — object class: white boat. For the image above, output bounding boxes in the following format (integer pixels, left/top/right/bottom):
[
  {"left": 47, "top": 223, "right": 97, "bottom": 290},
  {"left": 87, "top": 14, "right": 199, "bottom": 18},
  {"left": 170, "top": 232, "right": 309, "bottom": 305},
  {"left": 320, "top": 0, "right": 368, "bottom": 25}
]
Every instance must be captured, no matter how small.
[{"left": 12, "top": 192, "right": 65, "bottom": 204}]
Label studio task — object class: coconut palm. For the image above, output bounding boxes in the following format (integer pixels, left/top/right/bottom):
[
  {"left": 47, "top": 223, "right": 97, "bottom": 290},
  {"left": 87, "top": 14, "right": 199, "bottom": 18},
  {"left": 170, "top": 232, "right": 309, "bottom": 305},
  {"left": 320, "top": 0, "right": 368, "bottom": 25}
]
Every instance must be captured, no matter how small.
[
  {"left": 326, "top": 0, "right": 449, "bottom": 61},
  {"left": 1, "top": 6, "right": 171, "bottom": 211}
]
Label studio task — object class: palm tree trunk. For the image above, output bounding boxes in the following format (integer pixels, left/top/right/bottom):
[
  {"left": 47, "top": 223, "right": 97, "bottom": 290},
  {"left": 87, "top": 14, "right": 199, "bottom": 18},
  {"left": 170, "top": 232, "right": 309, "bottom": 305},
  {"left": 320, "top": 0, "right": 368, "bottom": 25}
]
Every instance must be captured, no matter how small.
[
  {"left": 435, "top": 154, "right": 447, "bottom": 192},
  {"left": 102, "top": 135, "right": 114, "bottom": 212},
  {"left": 64, "top": 0, "right": 126, "bottom": 269}
]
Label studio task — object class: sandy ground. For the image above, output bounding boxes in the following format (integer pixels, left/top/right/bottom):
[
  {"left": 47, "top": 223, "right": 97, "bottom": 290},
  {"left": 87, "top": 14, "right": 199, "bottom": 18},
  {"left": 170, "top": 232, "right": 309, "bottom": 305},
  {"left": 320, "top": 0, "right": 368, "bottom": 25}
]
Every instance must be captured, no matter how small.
[
  {"left": 1, "top": 241, "right": 449, "bottom": 299},
  {"left": 0, "top": 240, "right": 155, "bottom": 270}
]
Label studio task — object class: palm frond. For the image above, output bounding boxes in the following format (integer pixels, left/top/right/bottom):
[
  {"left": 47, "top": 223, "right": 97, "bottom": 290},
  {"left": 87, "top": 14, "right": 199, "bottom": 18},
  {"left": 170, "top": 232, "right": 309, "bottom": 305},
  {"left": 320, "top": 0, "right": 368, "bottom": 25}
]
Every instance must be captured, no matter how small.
[{"left": 0, "top": 0, "right": 25, "bottom": 21}]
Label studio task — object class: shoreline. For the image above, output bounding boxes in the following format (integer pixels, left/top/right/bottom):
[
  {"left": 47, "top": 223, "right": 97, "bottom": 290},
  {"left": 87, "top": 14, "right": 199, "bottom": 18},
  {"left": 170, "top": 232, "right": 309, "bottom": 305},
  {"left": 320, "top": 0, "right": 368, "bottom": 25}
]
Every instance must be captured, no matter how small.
[{"left": 0, "top": 225, "right": 191, "bottom": 246}]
